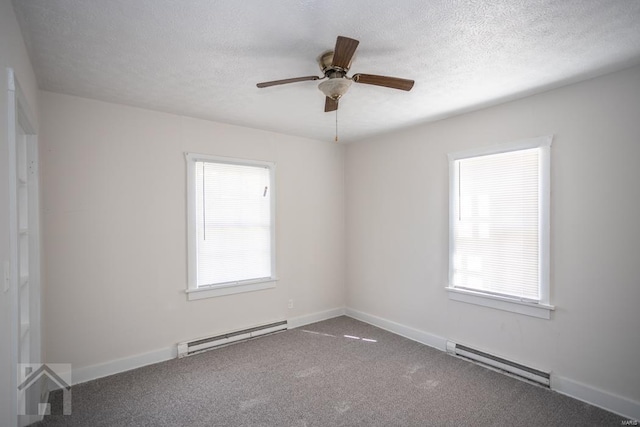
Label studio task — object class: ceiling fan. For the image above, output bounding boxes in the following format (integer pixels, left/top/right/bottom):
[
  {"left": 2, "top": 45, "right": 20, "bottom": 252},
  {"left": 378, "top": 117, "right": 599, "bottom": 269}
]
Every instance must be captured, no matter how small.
[{"left": 256, "top": 36, "right": 415, "bottom": 112}]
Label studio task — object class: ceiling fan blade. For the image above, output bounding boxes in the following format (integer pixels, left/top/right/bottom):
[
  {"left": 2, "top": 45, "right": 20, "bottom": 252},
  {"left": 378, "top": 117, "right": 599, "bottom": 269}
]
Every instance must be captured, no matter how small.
[
  {"left": 324, "top": 97, "right": 338, "bottom": 112},
  {"left": 332, "top": 36, "right": 359, "bottom": 69},
  {"left": 256, "top": 75, "right": 321, "bottom": 88},
  {"left": 352, "top": 74, "right": 415, "bottom": 91}
]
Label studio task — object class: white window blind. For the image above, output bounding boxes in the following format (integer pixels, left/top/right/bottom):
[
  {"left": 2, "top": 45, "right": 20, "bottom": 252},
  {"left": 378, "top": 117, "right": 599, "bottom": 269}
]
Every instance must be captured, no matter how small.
[
  {"left": 192, "top": 159, "right": 274, "bottom": 288},
  {"left": 451, "top": 146, "right": 542, "bottom": 301},
  {"left": 185, "top": 153, "right": 276, "bottom": 300}
]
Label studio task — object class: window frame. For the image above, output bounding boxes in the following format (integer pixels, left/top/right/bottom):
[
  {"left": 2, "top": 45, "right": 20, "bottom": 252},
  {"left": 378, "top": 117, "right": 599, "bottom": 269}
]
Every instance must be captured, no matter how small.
[
  {"left": 446, "top": 136, "right": 554, "bottom": 319},
  {"left": 185, "top": 152, "right": 277, "bottom": 301}
]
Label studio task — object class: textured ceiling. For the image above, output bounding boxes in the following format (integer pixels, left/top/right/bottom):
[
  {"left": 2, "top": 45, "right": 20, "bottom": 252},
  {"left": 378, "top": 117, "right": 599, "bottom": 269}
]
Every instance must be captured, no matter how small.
[{"left": 12, "top": 0, "right": 640, "bottom": 143}]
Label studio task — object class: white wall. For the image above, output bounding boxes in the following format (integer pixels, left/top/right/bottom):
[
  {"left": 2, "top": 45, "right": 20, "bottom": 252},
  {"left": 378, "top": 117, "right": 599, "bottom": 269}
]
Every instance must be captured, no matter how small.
[
  {"left": 0, "top": 0, "right": 40, "bottom": 424},
  {"left": 39, "top": 92, "right": 345, "bottom": 374},
  {"left": 346, "top": 66, "right": 640, "bottom": 407}
]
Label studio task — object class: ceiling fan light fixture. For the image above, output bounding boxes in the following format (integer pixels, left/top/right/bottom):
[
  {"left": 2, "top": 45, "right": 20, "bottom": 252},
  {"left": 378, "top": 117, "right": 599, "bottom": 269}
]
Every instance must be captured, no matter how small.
[{"left": 318, "top": 78, "right": 352, "bottom": 100}]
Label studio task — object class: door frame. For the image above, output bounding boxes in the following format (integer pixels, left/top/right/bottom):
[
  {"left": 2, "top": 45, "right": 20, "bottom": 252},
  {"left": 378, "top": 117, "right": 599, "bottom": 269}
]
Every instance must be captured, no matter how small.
[{"left": 7, "top": 68, "right": 42, "bottom": 427}]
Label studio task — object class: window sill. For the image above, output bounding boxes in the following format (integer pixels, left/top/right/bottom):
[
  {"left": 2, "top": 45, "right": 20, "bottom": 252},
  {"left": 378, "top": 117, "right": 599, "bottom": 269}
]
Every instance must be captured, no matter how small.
[
  {"left": 187, "top": 279, "right": 277, "bottom": 301},
  {"left": 446, "top": 287, "right": 554, "bottom": 319}
]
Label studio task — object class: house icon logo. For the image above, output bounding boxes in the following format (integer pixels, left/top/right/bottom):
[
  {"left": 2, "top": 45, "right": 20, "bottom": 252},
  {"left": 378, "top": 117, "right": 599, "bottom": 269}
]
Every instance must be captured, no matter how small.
[{"left": 17, "top": 363, "right": 72, "bottom": 416}]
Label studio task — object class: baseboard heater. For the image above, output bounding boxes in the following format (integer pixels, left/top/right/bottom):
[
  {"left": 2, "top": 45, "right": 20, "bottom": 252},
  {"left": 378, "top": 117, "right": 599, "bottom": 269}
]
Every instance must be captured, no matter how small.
[
  {"left": 446, "top": 341, "right": 550, "bottom": 387},
  {"left": 177, "top": 320, "right": 288, "bottom": 358}
]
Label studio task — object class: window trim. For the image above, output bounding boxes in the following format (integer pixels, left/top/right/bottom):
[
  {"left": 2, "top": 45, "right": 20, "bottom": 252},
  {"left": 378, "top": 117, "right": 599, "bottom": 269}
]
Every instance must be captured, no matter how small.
[
  {"left": 185, "top": 152, "right": 277, "bottom": 301},
  {"left": 446, "top": 136, "right": 554, "bottom": 319}
]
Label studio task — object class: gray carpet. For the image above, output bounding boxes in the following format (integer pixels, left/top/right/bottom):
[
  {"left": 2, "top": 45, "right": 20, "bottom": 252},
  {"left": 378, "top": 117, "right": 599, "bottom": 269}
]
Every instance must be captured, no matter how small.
[{"left": 34, "top": 316, "right": 625, "bottom": 426}]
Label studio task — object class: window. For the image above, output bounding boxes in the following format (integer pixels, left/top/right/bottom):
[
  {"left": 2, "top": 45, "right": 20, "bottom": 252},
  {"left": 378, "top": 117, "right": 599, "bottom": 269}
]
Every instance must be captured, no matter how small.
[
  {"left": 186, "top": 153, "right": 276, "bottom": 300},
  {"left": 446, "top": 136, "right": 553, "bottom": 318}
]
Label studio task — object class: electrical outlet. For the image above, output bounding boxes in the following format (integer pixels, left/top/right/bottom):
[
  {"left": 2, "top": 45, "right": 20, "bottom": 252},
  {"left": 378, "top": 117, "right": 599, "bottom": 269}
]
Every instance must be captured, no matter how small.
[{"left": 287, "top": 299, "right": 293, "bottom": 309}]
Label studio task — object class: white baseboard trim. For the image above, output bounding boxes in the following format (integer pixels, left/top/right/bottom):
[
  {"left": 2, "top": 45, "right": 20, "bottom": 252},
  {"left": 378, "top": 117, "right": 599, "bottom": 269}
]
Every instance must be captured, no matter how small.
[
  {"left": 345, "top": 308, "right": 447, "bottom": 351},
  {"left": 60, "top": 308, "right": 345, "bottom": 386},
  {"left": 64, "top": 346, "right": 177, "bottom": 386},
  {"left": 346, "top": 307, "right": 639, "bottom": 421},
  {"left": 52, "top": 306, "right": 639, "bottom": 422},
  {"left": 288, "top": 307, "right": 346, "bottom": 329},
  {"left": 553, "top": 375, "right": 640, "bottom": 421}
]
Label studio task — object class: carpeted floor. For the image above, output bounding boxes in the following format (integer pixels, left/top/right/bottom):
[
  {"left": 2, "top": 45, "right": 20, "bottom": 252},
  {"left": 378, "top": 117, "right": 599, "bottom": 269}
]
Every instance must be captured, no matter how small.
[{"left": 34, "top": 316, "right": 625, "bottom": 426}]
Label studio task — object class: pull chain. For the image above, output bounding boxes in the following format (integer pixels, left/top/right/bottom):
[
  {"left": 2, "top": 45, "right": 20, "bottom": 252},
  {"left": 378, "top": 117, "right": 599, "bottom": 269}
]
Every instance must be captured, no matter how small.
[
  {"left": 335, "top": 106, "right": 339, "bottom": 142},
  {"left": 202, "top": 162, "right": 206, "bottom": 240}
]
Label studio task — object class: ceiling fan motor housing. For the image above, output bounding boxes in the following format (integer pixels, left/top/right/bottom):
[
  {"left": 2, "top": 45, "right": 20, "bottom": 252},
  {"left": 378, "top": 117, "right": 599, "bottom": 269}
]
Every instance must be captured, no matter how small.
[
  {"left": 318, "top": 51, "right": 350, "bottom": 76},
  {"left": 317, "top": 50, "right": 353, "bottom": 99}
]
